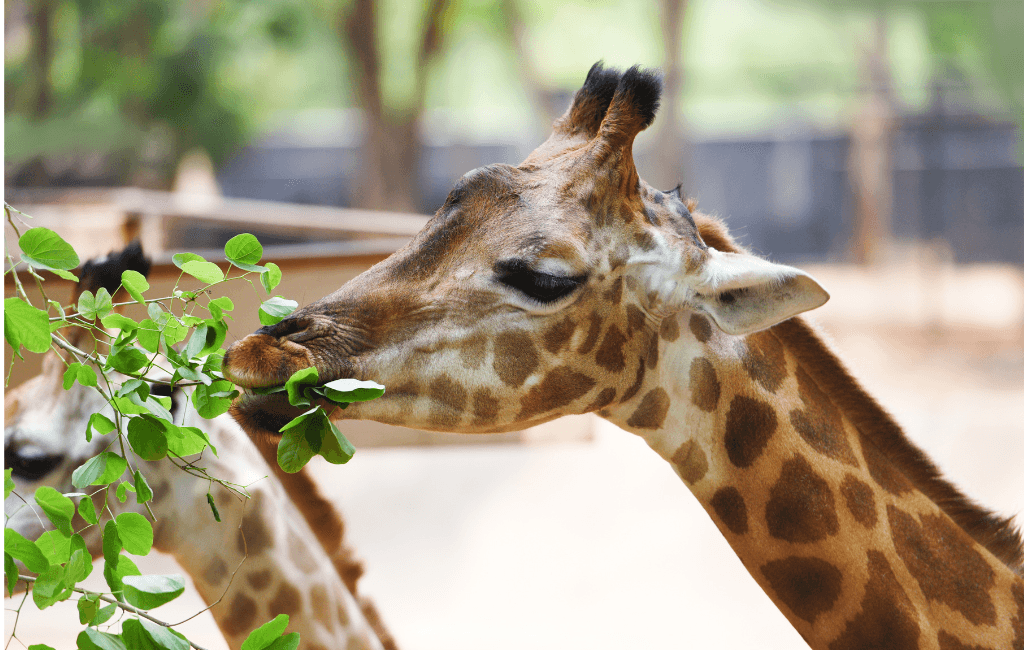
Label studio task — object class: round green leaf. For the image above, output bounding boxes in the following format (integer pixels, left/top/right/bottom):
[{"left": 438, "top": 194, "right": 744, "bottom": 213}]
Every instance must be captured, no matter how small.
[
  {"left": 134, "top": 470, "right": 154, "bottom": 504},
  {"left": 258, "top": 296, "right": 298, "bottom": 326},
  {"left": 4, "top": 528, "right": 50, "bottom": 573},
  {"left": 261, "top": 262, "right": 283, "bottom": 293},
  {"left": 71, "top": 452, "right": 128, "bottom": 488},
  {"left": 320, "top": 420, "right": 356, "bottom": 465},
  {"left": 123, "top": 618, "right": 189, "bottom": 650},
  {"left": 31, "top": 564, "right": 67, "bottom": 609},
  {"left": 93, "top": 288, "right": 113, "bottom": 319},
  {"left": 105, "top": 346, "right": 148, "bottom": 374},
  {"left": 19, "top": 227, "right": 79, "bottom": 271},
  {"left": 285, "top": 366, "right": 319, "bottom": 407},
  {"left": 171, "top": 252, "right": 206, "bottom": 269},
  {"left": 34, "top": 530, "right": 71, "bottom": 565},
  {"left": 181, "top": 260, "right": 224, "bottom": 284},
  {"left": 76, "top": 628, "right": 127, "bottom": 650},
  {"left": 121, "top": 574, "right": 185, "bottom": 609},
  {"left": 5, "top": 552, "right": 17, "bottom": 597},
  {"left": 115, "top": 512, "right": 153, "bottom": 556},
  {"left": 192, "top": 380, "right": 235, "bottom": 419},
  {"left": 121, "top": 269, "right": 149, "bottom": 305},
  {"left": 100, "top": 313, "right": 139, "bottom": 333},
  {"left": 127, "top": 416, "right": 168, "bottom": 461},
  {"left": 225, "top": 233, "right": 265, "bottom": 271},
  {"left": 242, "top": 614, "right": 290, "bottom": 650},
  {"left": 34, "top": 486, "right": 75, "bottom": 537},
  {"left": 277, "top": 408, "right": 322, "bottom": 473},
  {"left": 4, "top": 297, "right": 51, "bottom": 354},
  {"left": 78, "top": 493, "right": 98, "bottom": 525},
  {"left": 320, "top": 378, "right": 386, "bottom": 403},
  {"left": 4, "top": 469, "right": 13, "bottom": 500}
]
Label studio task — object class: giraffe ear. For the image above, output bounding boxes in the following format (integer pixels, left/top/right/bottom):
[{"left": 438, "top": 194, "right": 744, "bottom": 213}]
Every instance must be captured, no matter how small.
[
  {"left": 552, "top": 61, "right": 622, "bottom": 139},
  {"left": 595, "top": 65, "right": 662, "bottom": 149},
  {"left": 687, "top": 249, "right": 829, "bottom": 335}
]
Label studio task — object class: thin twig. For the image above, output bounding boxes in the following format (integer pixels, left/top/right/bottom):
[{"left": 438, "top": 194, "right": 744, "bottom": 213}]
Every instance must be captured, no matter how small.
[{"left": 15, "top": 575, "right": 211, "bottom": 650}]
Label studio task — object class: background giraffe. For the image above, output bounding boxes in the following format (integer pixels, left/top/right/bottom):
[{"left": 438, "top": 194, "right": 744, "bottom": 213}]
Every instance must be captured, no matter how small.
[
  {"left": 223, "top": 62, "right": 1024, "bottom": 650},
  {"left": 4, "top": 244, "right": 394, "bottom": 650}
]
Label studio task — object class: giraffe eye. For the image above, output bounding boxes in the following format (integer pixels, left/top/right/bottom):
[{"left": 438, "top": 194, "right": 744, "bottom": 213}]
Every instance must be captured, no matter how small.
[{"left": 494, "top": 259, "right": 587, "bottom": 304}]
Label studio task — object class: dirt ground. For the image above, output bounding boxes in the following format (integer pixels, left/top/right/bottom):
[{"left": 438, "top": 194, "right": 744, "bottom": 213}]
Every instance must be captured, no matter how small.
[{"left": 6, "top": 261, "right": 1024, "bottom": 650}]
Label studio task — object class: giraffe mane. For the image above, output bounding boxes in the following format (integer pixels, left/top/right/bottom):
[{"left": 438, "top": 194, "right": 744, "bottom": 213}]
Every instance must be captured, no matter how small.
[{"left": 692, "top": 207, "right": 1024, "bottom": 574}]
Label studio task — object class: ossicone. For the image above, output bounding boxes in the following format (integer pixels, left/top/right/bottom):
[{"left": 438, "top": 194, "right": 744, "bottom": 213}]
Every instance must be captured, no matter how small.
[{"left": 555, "top": 62, "right": 663, "bottom": 144}]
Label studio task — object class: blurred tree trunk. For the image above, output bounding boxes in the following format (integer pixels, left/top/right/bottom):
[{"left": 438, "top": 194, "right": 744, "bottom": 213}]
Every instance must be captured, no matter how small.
[
  {"left": 648, "top": 0, "right": 689, "bottom": 192},
  {"left": 29, "top": 0, "right": 55, "bottom": 118},
  {"left": 497, "top": 0, "right": 557, "bottom": 131},
  {"left": 848, "top": 15, "right": 896, "bottom": 265},
  {"left": 340, "top": 0, "right": 450, "bottom": 212}
]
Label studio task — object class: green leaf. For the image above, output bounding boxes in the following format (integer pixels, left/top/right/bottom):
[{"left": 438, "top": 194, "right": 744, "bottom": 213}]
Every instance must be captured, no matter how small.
[
  {"left": 319, "top": 420, "right": 356, "bottom": 465},
  {"left": 19, "top": 227, "right": 79, "bottom": 271},
  {"left": 185, "top": 324, "right": 209, "bottom": 360},
  {"left": 34, "top": 486, "right": 75, "bottom": 537},
  {"left": 285, "top": 366, "right": 319, "bottom": 407},
  {"left": 241, "top": 613, "right": 290, "bottom": 650},
  {"left": 4, "top": 297, "right": 51, "bottom": 354},
  {"left": 258, "top": 296, "right": 298, "bottom": 326},
  {"left": 34, "top": 530, "right": 71, "bottom": 565},
  {"left": 76, "top": 628, "right": 127, "bottom": 650},
  {"left": 172, "top": 252, "right": 206, "bottom": 269},
  {"left": 192, "top": 380, "right": 236, "bottom": 418},
  {"left": 116, "top": 482, "right": 129, "bottom": 503},
  {"left": 260, "top": 262, "right": 283, "bottom": 293},
  {"left": 50, "top": 268, "right": 80, "bottom": 281},
  {"left": 78, "top": 494, "right": 98, "bottom": 525},
  {"left": 319, "top": 378, "right": 386, "bottom": 403},
  {"left": 206, "top": 493, "right": 221, "bottom": 522},
  {"left": 100, "top": 313, "right": 139, "bottom": 333},
  {"left": 277, "top": 409, "right": 322, "bottom": 473},
  {"left": 5, "top": 528, "right": 50, "bottom": 573},
  {"left": 86, "top": 413, "right": 116, "bottom": 442},
  {"left": 263, "top": 633, "right": 300, "bottom": 650},
  {"left": 208, "top": 296, "right": 234, "bottom": 320},
  {"left": 225, "top": 233, "right": 265, "bottom": 271},
  {"left": 123, "top": 618, "right": 189, "bottom": 650},
  {"left": 5, "top": 552, "right": 18, "bottom": 596},
  {"left": 63, "top": 363, "right": 99, "bottom": 390},
  {"left": 5, "top": 468, "right": 13, "bottom": 499},
  {"left": 32, "top": 564, "right": 66, "bottom": 609},
  {"left": 166, "top": 426, "right": 210, "bottom": 457},
  {"left": 106, "top": 550, "right": 140, "bottom": 594},
  {"left": 121, "top": 574, "right": 185, "bottom": 609},
  {"left": 127, "top": 416, "right": 168, "bottom": 461},
  {"left": 181, "top": 260, "right": 224, "bottom": 284},
  {"left": 101, "top": 520, "right": 121, "bottom": 568},
  {"left": 136, "top": 319, "right": 161, "bottom": 353},
  {"left": 69, "top": 535, "right": 92, "bottom": 582},
  {"left": 134, "top": 470, "right": 153, "bottom": 504},
  {"left": 78, "top": 593, "right": 100, "bottom": 625},
  {"left": 105, "top": 346, "right": 148, "bottom": 374},
  {"left": 29, "top": 645, "right": 58, "bottom": 650},
  {"left": 92, "top": 603, "right": 117, "bottom": 627},
  {"left": 121, "top": 269, "right": 149, "bottom": 305},
  {"left": 66, "top": 547, "right": 90, "bottom": 585},
  {"left": 115, "top": 512, "right": 153, "bottom": 556},
  {"left": 93, "top": 288, "right": 113, "bottom": 319},
  {"left": 77, "top": 290, "right": 96, "bottom": 320},
  {"left": 72, "top": 452, "right": 128, "bottom": 488}
]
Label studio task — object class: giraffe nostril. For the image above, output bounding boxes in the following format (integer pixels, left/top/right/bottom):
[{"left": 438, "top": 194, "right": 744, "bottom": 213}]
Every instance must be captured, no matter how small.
[{"left": 4, "top": 443, "right": 65, "bottom": 483}]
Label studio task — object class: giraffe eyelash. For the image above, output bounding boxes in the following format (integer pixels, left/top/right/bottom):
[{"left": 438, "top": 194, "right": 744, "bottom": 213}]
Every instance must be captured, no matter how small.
[{"left": 494, "top": 259, "right": 587, "bottom": 304}]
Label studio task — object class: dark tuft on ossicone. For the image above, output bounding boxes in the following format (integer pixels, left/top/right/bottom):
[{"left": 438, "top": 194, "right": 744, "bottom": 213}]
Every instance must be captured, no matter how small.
[
  {"left": 79, "top": 240, "right": 152, "bottom": 294},
  {"left": 617, "top": 65, "right": 662, "bottom": 130},
  {"left": 575, "top": 61, "right": 623, "bottom": 134}
]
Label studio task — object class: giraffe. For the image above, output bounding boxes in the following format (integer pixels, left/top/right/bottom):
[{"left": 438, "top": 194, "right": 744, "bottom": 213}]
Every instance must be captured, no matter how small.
[
  {"left": 4, "top": 244, "right": 395, "bottom": 650},
  {"left": 222, "top": 63, "right": 1024, "bottom": 649}
]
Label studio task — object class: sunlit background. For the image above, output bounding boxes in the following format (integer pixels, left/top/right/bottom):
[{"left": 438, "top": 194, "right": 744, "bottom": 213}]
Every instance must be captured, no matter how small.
[{"left": 5, "top": 0, "right": 1024, "bottom": 648}]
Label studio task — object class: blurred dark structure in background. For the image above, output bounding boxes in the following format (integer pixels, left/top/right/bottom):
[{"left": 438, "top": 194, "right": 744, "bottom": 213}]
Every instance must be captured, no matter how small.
[{"left": 214, "top": 109, "right": 1022, "bottom": 264}]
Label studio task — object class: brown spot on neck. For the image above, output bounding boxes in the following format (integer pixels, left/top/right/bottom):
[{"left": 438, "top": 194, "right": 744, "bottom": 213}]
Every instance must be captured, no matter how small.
[
  {"left": 428, "top": 375, "right": 468, "bottom": 428},
  {"left": 829, "top": 550, "right": 920, "bottom": 650},
  {"left": 937, "top": 631, "right": 996, "bottom": 650},
  {"left": 269, "top": 582, "right": 302, "bottom": 617},
  {"left": 790, "top": 366, "right": 858, "bottom": 466},
  {"left": 471, "top": 388, "right": 500, "bottom": 425},
  {"left": 577, "top": 311, "right": 604, "bottom": 355},
  {"left": 688, "top": 357, "right": 720, "bottom": 412},
  {"left": 459, "top": 334, "right": 487, "bottom": 369},
  {"left": 765, "top": 454, "right": 839, "bottom": 543},
  {"left": 688, "top": 314, "right": 712, "bottom": 343},
  {"left": 493, "top": 329, "right": 540, "bottom": 387},
  {"left": 603, "top": 277, "right": 623, "bottom": 304},
  {"left": 518, "top": 366, "right": 596, "bottom": 420},
  {"left": 761, "top": 556, "right": 842, "bottom": 624},
  {"left": 594, "top": 325, "right": 628, "bottom": 372},
  {"left": 737, "top": 331, "right": 787, "bottom": 392},
  {"left": 724, "top": 395, "right": 777, "bottom": 468},
  {"left": 221, "top": 593, "right": 258, "bottom": 637},
  {"left": 237, "top": 498, "right": 272, "bottom": 556},
  {"left": 888, "top": 504, "right": 997, "bottom": 626},
  {"left": 583, "top": 387, "right": 616, "bottom": 413},
  {"left": 839, "top": 474, "right": 877, "bottom": 528},
  {"left": 671, "top": 439, "right": 708, "bottom": 485},
  {"left": 247, "top": 569, "right": 273, "bottom": 591},
  {"left": 626, "top": 388, "right": 670, "bottom": 429},
  {"left": 660, "top": 314, "right": 680, "bottom": 341},
  {"left": 710, "top": 487, "right": 748, "bottom": 535}
]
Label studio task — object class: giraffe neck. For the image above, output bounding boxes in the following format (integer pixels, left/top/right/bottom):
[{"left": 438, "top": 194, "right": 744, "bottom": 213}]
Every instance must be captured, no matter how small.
[
  {"left": 605, "top": 312, "right": 1024, "bottom": 650},
  {"left": 119, "top": 423, "right": 383, "bottom": 650}
]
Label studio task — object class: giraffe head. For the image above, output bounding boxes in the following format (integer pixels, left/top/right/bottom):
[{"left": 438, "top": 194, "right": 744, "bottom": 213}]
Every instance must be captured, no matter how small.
[
  {"left": 223, "top": 62, "right": 829, "bottom": 437},
  {"left": 4, "top": 243, "right": 161, "bottom": 545}
]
